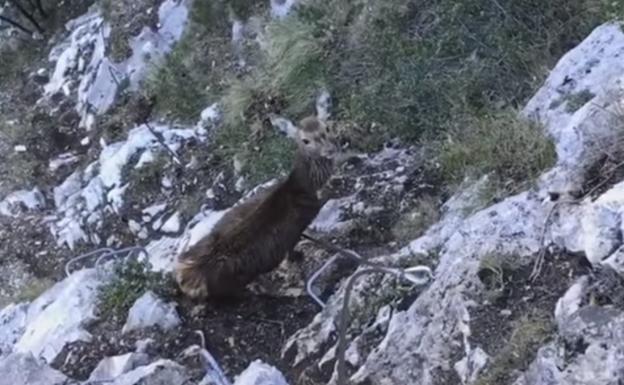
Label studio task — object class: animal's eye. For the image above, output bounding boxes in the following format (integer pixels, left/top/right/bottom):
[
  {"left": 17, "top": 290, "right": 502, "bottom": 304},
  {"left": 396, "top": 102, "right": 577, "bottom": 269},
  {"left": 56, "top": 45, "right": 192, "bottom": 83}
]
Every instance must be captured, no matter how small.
[{"left": 302, "top": 139, "right": 310, "bottom": 145}]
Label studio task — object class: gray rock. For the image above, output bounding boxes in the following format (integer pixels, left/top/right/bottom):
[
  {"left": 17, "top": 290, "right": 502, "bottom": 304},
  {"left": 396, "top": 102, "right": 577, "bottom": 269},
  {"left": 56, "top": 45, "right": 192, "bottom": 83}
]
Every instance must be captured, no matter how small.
[
  {"left": 0, "top": 303, "right": 28, "bottom": 356},
  {"left": 122, "top": 291, "right": 181, "bottom": 334},
  {"left": 84, "top": 359, "right": 189, "bottom": 385},
  {"left": 88, "top": 352, "right": 150, "bottom": 382},
  {"left": 0, "top": 352, "right": 68, "bottom": 385},
  {"left": 233, "top": 360, "right": 289, "bottom": 385},
  {"left": 515, "top": 309, "right": 624, "bottom": 385},
  {"left": 0, "top": 188, "right": 45, "bottom": 217},
  {"left": 14, "top": 268, "right": 106, "bottom": 362}
]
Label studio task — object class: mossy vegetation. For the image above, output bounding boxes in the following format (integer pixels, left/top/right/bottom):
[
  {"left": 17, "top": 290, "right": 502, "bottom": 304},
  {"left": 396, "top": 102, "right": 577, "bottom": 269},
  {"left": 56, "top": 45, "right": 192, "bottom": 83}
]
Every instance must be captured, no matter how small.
[{"left": 98, "top": 258, "right": 175, "bottom": 318}]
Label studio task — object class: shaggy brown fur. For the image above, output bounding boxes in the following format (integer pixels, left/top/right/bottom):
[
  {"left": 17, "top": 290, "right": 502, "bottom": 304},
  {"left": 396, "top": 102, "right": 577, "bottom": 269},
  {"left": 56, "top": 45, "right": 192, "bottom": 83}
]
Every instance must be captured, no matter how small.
[{"left": 175, "top": 116, "right": 339, "bottom": 299}]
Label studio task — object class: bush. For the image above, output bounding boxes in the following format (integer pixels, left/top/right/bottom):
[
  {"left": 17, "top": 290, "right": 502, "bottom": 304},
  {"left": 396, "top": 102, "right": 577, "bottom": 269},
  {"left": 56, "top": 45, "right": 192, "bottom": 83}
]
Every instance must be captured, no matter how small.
[
  {"left": 437, "top": 110, "right": 556, "bottom": 192},
  {"left": 98, "top": 259, "right": 175, "bottom": 318}
]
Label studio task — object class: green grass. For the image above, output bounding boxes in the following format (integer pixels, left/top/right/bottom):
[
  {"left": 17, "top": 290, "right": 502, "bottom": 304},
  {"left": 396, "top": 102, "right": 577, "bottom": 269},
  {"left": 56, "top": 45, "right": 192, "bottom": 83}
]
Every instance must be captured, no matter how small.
[
  {"left": 145, "top": 48, "right": 209, "bottom": 122},
  {"left": 146, "top": 0, "right": 236, "bottom": 122},
  {"left": 436, "top": 110, "right": 556, "bottom": 193},
  {"left": 232, "top": 0, "right": 611, "bottom": 150},
  {"left": 241, "top": 130, "right": 296, "bottom": 186},
  {"left": 147, "top": 0, "right": 612, "bottom": 186}
]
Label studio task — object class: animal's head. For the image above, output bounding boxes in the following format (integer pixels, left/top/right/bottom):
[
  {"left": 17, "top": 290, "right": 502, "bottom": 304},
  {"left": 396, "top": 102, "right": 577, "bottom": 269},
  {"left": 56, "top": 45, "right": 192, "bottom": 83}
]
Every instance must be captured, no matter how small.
[
  {"left": 295, "top": 116, "right": 340, "bottom": 159},
  {"left": 175, "top": 258, "right": 209, "bottom": 299}
]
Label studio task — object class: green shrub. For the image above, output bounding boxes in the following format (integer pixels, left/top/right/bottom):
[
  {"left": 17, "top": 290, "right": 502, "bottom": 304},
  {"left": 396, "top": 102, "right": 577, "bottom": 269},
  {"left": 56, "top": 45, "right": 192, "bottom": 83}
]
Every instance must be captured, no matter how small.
[
  {"left": 98, "top": 259, "right": 175, "bottom": 318},
  {"left": 145, "top": 48, "right": 208, "bottom": 122},
  {"left": 437, "top": 110, "right": 556, "bottom": 192}
]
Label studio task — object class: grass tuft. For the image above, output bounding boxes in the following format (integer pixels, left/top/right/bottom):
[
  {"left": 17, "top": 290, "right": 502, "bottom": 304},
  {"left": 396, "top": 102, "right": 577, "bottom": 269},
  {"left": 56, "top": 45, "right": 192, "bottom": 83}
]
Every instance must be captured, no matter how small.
[{"left": 437, "top": 110, "right": 556, "bottom": 193}]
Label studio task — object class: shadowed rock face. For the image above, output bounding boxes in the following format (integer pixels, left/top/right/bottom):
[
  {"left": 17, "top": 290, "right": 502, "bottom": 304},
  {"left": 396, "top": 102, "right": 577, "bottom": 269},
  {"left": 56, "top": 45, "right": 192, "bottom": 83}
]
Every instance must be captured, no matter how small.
[{"left": 175, "top": 117, "right": 340, "bottom": 299}]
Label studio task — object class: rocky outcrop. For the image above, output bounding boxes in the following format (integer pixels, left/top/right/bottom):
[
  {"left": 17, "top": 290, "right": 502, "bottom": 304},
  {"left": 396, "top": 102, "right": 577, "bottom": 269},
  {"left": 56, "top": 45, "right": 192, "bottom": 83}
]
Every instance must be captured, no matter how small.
[
  {"left": 282, "top": 20, "right": 624, "bottom": 385},
  {"left": 122, "top": 291, "right": 181, "bottom": 333}
]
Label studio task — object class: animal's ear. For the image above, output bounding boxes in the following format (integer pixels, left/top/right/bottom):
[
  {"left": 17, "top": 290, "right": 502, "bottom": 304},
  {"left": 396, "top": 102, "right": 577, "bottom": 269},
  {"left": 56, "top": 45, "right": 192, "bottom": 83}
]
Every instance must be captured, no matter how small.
[{"left": 269, "top": 114, "right": 298, "bottom": 139}]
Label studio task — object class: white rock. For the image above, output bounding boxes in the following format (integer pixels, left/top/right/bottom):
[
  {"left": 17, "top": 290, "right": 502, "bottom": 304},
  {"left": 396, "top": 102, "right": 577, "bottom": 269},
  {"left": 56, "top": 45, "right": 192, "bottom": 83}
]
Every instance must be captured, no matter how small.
[
  {"left": 316, "top": 90, "right": 332, "bottom": 122},
  {"left": 233, "top": 360, "right": 289, "bottom": 385},
  {"left": 14, "top": 269, "right": 105, "bottom": 362},
  {"left": 134, "top": 338, "right": 155, "bottom": 353},
  {"left": 134, "top": 149, "right": 155, "bottom": 169},
  {"left": 454, "top": 347, "right": 489, "bottom": 384},
  {"left": 49, "top": 152, "right": 79, "bottom": 173},
  {"left": 582, "top": 204, "right": 621, "bottom": 264},
  {"left": 0, "top": 303, "right": 28, "bottom": 356},
  {"left": 128, "top": 220, "right": 142, "bottom": 235},
  {"left": 525, "top": 23, "right": 624, "bottom": 196},
  {"left": 0, "top": 188, "right": 45, "bottom": 217},
  {"left": 88, "top": 352, "right": 150, "bottom": 382},
  {"left": 161, "top": 212, "right": 181, "bottom": 233},
  {"left": 516, "top": 308, "right": 624, "bottom": 385},
  {"left": 310, "top": 195, "right": 355, "bottom": 232},
  {"left": 51, "top": 123, "right": 200, "bottom": 249},
  {"left": 554, "top": 276, "right": 588, "bottom": 324},
  {"left": 0, "top": 352, "right": 67, "bottom": 385},
  {"left": 13, "top": 145, "right": 26, "bottom": 152},
  {"left": 270, "top": 0, "right": 297, "bottom": 19},
  {"left": 122, "top": 291, "right": 180, "bottom": 334},
  {"left": 602, "top": 246, "right": 624, "bottom": 276},
  {"left": 84, "top": 359, "right": 189, "bottom": 385},
  {"left": 142, "top": 203, "right": 168, "bottom": 222}
]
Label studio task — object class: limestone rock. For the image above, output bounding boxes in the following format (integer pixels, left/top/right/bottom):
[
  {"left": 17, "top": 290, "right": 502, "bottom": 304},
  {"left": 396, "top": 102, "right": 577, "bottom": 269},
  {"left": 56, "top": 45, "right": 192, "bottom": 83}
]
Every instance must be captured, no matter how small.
[
  {"left": 122, "top": 291, "right": 181, "bottom": 333},
  {"left": 88, "top": 352, "right": 151, "bottom": 382},
  {"left": 0, "top": 353, "right": 68, "bottom": 385},
  {"left": 233, "top": 360, "right": 289, "bottom": 385}
]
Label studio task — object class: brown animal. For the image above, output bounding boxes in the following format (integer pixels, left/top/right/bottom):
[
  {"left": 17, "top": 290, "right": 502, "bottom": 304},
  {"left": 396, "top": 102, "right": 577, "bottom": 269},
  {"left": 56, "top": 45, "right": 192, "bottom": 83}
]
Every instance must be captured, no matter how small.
[{"left": 175, "top": 116, "right": 340, "bottom": 299}]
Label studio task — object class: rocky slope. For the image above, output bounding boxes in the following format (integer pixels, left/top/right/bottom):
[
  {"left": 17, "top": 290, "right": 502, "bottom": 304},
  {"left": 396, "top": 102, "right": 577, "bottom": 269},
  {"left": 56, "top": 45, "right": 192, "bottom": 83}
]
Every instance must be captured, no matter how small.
[{"left": 1, "top": 1, "right": 624, "bottom": 385}]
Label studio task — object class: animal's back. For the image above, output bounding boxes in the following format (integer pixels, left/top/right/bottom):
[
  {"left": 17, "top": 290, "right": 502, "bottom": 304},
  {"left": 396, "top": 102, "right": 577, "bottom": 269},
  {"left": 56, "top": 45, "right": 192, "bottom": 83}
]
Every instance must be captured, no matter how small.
[{"left": 176, "top": 180, "right": 322, "bottom": 298}]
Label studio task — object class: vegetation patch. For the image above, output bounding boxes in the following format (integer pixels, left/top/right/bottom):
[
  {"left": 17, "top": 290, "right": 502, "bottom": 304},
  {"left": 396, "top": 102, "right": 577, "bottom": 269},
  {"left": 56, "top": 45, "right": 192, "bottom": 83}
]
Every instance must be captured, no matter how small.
[
  {"left": 474, "top": 310, "right": 553, "bottom": 385},
  {"left": 436, "top": 110, "right": 556, "bottom": 195},
  {"left": 98, "top": 258, "right": 176, "bottom": 320},
  {"left": 100, "top": 0, "right": 161, "bottom": 61},
  {"left": 225, "top": 0, "right": 611, "bottom": 150},
  {"left": 549, "top": 89, "right": 596, "bottom": 112},
  {"left": 471, "top": 251, "right": 590, "bottom": 385}
]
